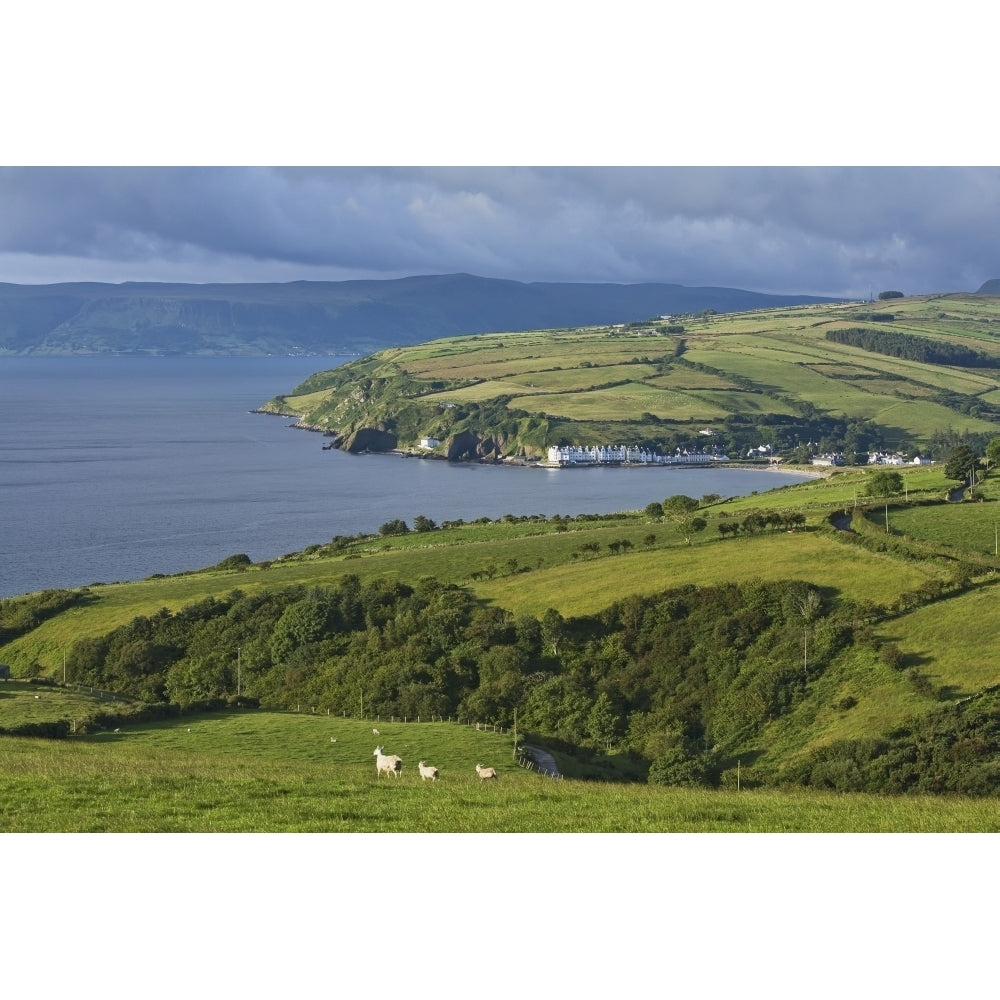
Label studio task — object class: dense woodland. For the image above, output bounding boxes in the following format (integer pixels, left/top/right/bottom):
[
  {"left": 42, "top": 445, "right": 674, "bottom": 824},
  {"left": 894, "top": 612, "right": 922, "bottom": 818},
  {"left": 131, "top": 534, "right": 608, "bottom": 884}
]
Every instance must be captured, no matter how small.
[{"left": 825, "top": 326, "right": 996, "bottom": 368}]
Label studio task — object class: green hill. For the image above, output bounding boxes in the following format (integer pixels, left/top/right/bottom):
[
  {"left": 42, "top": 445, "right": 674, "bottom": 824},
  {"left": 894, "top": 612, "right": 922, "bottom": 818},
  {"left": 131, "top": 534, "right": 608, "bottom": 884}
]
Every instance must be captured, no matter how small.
[{"left": 262, "top": 293, "right": 1000, "bottom": 461}]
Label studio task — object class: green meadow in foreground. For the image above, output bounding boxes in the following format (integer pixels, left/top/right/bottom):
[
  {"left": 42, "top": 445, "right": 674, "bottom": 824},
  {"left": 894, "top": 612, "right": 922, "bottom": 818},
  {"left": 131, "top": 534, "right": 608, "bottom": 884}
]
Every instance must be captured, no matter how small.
[{"left": 2, "top": 713, "right": 998, "bottom": 832}]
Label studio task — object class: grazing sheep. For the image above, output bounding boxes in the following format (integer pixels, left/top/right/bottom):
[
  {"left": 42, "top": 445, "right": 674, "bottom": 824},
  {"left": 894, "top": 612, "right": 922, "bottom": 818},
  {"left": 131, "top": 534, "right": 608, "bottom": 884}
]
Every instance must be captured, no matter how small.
[
  {"left": 475, "top": 764, "right": 498, "bottom": 781},
  {"left": 372, "top": 728, "right": 380, "bottom": 735},
  {"left": 374, "top": 746, "right": 403, "bottom": 778},
  {"left": 418, "top": 761, "right": 439, "bottom": 781},
  {"left": 113, "top": 728, "right": 120, "bottom": 733},
  {"left": 330, "top": 737, "right": 337, "bottom": 743}
]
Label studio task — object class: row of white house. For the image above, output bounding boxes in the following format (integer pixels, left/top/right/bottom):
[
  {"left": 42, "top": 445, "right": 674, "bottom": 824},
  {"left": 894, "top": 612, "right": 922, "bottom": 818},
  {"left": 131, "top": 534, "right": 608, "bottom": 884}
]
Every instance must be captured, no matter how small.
[
  {"left": 811, "top": 451, "right": 932, "bottom": 467},
  {"left": 545, "top": 445, "right": 729, "bottom": 466},
  {"left": 868, "top": 451, "right": 931, "bottom": 466}
]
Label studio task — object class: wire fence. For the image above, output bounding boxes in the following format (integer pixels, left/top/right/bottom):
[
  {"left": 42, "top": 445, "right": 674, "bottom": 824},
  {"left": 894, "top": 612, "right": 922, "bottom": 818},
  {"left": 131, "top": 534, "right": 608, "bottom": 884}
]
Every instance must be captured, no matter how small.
[{"left": 302, "top": 706, "right": 563, "bottom": 778}]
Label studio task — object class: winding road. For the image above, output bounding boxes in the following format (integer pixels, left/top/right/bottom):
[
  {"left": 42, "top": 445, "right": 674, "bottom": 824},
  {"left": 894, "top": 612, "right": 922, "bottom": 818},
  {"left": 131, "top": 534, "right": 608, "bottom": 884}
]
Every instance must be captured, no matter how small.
[{"left": 522, "top": 744, "right": 561, "bottom": 778}]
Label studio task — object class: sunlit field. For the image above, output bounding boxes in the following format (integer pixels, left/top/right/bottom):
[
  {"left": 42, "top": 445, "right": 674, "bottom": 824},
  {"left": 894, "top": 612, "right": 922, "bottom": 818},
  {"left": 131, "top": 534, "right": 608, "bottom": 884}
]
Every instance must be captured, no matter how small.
[{"left": 3, "top": 713, "right": 998, "bottom": 832}]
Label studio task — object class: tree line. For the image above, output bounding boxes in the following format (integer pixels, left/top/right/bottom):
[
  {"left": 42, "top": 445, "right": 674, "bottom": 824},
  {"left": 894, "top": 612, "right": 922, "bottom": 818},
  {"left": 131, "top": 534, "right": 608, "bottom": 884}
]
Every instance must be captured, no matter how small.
[{"left": 825, "top": 327, "right": 996, "bottom": 368}]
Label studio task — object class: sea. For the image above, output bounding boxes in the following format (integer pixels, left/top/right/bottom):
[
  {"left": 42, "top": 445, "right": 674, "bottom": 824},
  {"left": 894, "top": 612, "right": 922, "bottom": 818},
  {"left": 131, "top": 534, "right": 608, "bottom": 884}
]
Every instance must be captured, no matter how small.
[{"left": 0, "top": 356, "right": 812, "bottom": 599}]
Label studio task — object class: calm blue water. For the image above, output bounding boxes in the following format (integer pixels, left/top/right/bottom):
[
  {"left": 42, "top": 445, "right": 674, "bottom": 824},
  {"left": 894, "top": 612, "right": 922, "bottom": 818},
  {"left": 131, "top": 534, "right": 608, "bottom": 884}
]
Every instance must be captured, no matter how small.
[{"left": 0, "top": 356, "right": 810, "bottom": 598}]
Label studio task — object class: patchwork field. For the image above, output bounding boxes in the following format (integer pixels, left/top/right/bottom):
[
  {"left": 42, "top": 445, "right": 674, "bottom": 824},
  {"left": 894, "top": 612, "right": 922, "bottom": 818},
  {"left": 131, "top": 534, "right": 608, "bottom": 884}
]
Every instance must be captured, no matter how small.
[{"left": 269, "top": 293, "right": 1000, "bottom": 460}]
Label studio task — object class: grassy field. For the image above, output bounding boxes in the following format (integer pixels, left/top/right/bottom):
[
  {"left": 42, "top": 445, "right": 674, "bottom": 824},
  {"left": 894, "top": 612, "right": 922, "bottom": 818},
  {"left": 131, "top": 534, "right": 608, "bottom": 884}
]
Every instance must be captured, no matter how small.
[{"left": 3, "top": 706, "right": 998, "bottom": 832}]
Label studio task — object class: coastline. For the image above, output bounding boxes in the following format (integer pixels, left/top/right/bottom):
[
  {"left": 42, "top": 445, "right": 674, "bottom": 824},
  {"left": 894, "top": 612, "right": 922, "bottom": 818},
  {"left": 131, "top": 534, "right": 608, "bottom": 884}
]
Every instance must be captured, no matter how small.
[
  {"left": 257, "top": 413, "right": 830, "bottom": 480},
  {"left": 386, "top": 447, "right": 830, "bottom": 479}
]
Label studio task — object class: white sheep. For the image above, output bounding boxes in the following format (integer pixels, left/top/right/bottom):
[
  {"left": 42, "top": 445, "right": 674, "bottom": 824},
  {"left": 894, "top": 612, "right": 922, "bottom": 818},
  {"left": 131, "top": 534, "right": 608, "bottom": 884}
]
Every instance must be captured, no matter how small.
[
  {"left": 372, "top": 728, "right": 380, "bottom": 735},
  {"left": 374, "top": 746, "right": 403, "bottom": 778},
  {"left": 475, "top": 764, "right": 498, "bottom": 781},
  {"left": 417, "top": 761, "right": 439, "bottom": 781}
]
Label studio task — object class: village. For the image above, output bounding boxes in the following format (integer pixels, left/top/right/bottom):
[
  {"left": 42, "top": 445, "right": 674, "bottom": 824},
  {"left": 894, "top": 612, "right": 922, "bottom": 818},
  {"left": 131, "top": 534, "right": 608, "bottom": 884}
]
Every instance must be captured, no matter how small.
[{"left": 543, "top": 444, "right": 730, "bottom": 467}]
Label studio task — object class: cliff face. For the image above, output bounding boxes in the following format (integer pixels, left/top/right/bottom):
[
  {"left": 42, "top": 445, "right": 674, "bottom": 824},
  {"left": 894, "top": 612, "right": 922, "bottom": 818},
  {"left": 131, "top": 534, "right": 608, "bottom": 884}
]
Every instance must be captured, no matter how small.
[
  {"left": 445, "top": 432, "right": 506, "bottom": 461},
  {"left": 344, "top": 428, "right": 397, "bottom": 453}
]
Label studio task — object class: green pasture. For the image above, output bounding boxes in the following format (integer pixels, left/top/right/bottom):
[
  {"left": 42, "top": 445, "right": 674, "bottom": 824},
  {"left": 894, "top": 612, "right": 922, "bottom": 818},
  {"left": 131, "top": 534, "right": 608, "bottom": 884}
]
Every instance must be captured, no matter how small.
[
  {"left": 281, "top": 388, "right": 334, "bottom": 412},
  {"left": 3, "top": 709, "right": 999, "bottom": 832},
  {"left": 523, "top": 383, "right": 730, "bottom": 422},
  {"left": 474, "top": 530, "right": 941, "bottom": 618},
  {"left": 646, "top": 368, "right": 734, "bottom": 390},
  {"left": 759, "top": 647, "right": 935, "bottom": 759},
  {"left": 873, "top": 585, "right": 1000, "bottom": 697},
  {"left": 0, "top": 681, "right": 123, "bottom": 727},
  {"left": 407, "top": 342, "right": 652, "bottom": 383},
  {"left": 700, "top": 465, "right": 953, "bottom": 515},
  {"left": 887, "top": 499, "right": 1000, "bottom": 555}
]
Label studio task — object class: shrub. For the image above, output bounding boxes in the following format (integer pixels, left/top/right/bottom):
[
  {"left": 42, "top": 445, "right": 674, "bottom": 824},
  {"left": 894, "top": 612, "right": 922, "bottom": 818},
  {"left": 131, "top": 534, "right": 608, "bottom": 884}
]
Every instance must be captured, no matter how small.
[
  {"left": 880, "top": 643, "right": 904, "bottom": 670},
  {"left": 216, "top": 553, "right": 253, "bottom": 571},
  {"left": 647, "top": 748, "right": 713, "bottom": 787},
  {"left": 378, "top": 519, "right": 409, "bottom": 536}
]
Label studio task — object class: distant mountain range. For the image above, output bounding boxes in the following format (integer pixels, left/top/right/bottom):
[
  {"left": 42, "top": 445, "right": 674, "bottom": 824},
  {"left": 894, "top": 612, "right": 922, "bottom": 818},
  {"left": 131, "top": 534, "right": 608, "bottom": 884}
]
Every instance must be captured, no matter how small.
[{"left": 0, "top": 273, "right": 845, "bottom": 356}]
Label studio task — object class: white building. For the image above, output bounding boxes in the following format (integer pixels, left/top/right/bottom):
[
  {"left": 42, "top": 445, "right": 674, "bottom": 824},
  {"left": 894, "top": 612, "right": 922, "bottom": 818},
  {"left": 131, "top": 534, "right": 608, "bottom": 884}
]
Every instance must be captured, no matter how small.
[{"left": 545, "top": 445, "right": 728, "bottom": 467}]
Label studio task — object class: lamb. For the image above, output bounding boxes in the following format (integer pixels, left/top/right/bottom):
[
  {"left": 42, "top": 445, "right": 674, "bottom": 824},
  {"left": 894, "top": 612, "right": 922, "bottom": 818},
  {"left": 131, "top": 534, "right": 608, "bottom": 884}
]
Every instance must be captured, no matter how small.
[
  {"left": 372, "top": 728, "right": 379, "bottom": 735},
  {"left": 417, "top": 761, "right": 439, "bottom": 781},
  {"left": 374, "top": 746, "right": 403, "bottom": 778},
  {"left": 475, "top": 764, "right": 498, "bottom": 781}
]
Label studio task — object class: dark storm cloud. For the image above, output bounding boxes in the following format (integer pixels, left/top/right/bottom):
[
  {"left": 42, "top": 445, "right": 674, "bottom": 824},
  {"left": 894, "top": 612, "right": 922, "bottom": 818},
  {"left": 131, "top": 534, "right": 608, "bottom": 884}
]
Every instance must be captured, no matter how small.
[{"left": 0, "top": 166, "right": 998, "bottom": 296}]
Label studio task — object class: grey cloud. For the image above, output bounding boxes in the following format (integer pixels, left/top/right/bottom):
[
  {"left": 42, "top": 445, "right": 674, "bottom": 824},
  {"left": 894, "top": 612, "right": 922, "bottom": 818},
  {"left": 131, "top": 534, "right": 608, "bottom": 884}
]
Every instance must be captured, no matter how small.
[{"left": 0, "top": 166, "right": 997, "bottom": 296}]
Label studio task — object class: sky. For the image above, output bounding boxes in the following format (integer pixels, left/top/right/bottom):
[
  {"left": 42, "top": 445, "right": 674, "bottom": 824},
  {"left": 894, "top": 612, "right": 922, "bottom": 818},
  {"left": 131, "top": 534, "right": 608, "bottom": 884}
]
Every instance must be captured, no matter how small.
[
  {"left": 2, "top": 165, "right": 997, "bottom": 298},
  {"left": 4, "top": 6, "right": 997, "bottom": 301}
]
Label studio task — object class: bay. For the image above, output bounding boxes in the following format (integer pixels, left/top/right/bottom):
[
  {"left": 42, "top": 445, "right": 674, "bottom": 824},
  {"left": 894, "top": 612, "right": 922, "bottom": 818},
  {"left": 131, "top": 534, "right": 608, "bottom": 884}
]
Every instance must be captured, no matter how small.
[{"left": 0, "top": 356, "right": 811, "bottom": 598}]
